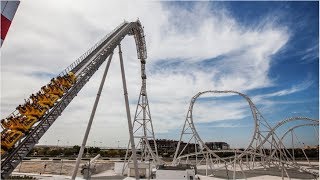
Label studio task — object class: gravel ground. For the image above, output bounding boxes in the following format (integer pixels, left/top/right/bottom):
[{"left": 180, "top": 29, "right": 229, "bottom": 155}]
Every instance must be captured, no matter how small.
[
  {"left": 197, "top": 166, "right": 318, "bottom": 179},
  {"left": 12, "top": 159, "right": 318, "bottom": 179},
  {"left": 13, "top": 159, "right": 114, "bottom": 177}
]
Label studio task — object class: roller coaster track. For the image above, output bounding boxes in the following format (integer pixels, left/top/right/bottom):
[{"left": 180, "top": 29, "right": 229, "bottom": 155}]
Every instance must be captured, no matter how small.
[
  {"left": 173, "top": 90, "right": 319, "bottom": 178},
  {"left": 172, "top": 90, "right": 261, "bottom": 165},
  {"left": 256, "top": 117, "right": 319, "bottom": 149},
  {"left": 1, "top": 20, "right": 148, "bottom": 178},
  {"left": 176, "top": 148, "right": 319, "bottom": 177}
]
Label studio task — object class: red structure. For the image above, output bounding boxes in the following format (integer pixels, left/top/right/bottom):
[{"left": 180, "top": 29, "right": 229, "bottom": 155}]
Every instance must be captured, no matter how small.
[{"left": 1, "top": 1, "right": 20, "bottom": 46}]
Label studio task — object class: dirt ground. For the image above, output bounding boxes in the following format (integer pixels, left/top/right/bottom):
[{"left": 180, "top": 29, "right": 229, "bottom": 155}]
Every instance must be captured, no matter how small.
[
  {"left": 13, "top": 159, "right": 115, "bottom": 177},
  {"left": 13, "top": 159, "right": 318, "bottom": 179},
  {"left": 197, "top": 166, "right": 318, "bottom": 179}
]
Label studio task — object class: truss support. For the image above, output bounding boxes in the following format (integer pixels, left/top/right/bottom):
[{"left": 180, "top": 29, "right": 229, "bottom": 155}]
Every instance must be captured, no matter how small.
[
  {"left": 172, "top": 90, "right": 319, "bottom": 178},
  {"left": 71, "top": 52, "right": 113, "bottom": 179},
  {"left": 131, "top": 85, "right": 159, "bottom": 162},
  {"left": 122, "top": 35, "right": 160, "bottom": 173}
]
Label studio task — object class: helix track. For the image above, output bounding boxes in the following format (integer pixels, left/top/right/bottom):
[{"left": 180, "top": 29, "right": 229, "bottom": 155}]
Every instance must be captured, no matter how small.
[{"left": 1, "top": 20, "right": 148, "bottom": 178}]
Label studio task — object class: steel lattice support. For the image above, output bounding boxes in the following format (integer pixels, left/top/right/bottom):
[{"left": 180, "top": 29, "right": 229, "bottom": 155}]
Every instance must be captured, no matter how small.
[
  {"left": 122, "top": 32, "right": 161, "bottom": 175},
  {"left": 172, "top": 90, "right": 319, "bottom": 179},
  {"left": 173, "top": 90, "right": 263, "bottom": 165},
  {"left": 132, "top": 88, "right": 159, "bottom": 162}
]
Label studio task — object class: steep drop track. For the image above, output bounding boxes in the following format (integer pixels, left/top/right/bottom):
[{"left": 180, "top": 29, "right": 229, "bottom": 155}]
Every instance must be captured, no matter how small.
[{"left": 1, "top": 20, "right": 147, "bottom": 178}]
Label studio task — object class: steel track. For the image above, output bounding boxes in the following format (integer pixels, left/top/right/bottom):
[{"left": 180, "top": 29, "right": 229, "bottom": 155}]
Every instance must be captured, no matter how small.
[
  {"left": 1, "top": 20, "right": 147, "bottom": 178},
  {"left": 173, "top": 90, "right": 319, "bottom": 177}
]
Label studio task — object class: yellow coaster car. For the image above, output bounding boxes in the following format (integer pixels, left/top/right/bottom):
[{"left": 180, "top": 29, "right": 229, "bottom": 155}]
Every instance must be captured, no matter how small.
[
  {"left": 34, "top": 92, "right": 59, "bottom": 107},
  {"left": 66, "top": 72, "right": 77, "bottom": 84},
  {"left": 1, "top": 116, "right": 38, "bottom": 132},
  {"left": 1, "top": 117, "right": 21, "bottom": 131},
  {"left": 16, "top": 101, "right": 47, "bottom": 119},
  {"left": 30, "top": 94, "right": 50, "bottom": 109},
  {"left": 54, "top": 76, "right": 73, "bottom": 89},
  {"left": 41, "top": 84, "right": 64, "bottom": 98},
  {"left": 39, "top": 90, "right": 60, "bottom": 103},
  {"left": 1, "top": 148, "right": 6, "bottom": 156},
  {"left": 19, "top": 116, "right": 39, "bottom": 132},
  {"left": 1, "top": 129, "right": 24, "bottom": 152}
]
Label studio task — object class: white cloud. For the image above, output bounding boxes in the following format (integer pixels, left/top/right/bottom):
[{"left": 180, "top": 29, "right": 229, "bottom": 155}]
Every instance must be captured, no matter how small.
[
  {"left": 252, "top": 78, "right": 314, "bottom": 105},
  {"left": 1, "top": 1, "right": 290, "bottom": 147},
  {"left": 264, "top": 79, "right": 313, "bottom": 97},
  {"left": 210, "top": 122, "right": 252, "bottom": 128}
]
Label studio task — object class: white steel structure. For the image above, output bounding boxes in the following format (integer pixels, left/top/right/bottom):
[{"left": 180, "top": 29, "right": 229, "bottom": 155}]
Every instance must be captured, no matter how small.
[{"left": 172, "top": 90, "right": 319, "bottom": 179}]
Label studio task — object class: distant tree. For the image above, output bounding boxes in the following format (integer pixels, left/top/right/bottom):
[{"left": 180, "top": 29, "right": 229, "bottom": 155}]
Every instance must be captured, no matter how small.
[
  {"left": 88, "top": 147, "right": 101, "bottom": 154},
  {"left": 106, "top": 149, "right": 118, "bottom": 157},
  {"left": 48, "top": 148, "right": 63, "bottom": 157},
  {"left": 38, "top": 147, "right": 50, "bottom": 156},
  {"left": 48, "top": 149, "right": 58, "bottom": 157},
  {"left": 72, "top": 145, "right": 80, "bottom": 153},
  {"left": 98, "top": 150, "right": 107, "bottom": 157},
  {"left": 64, "top": 148, "right": 75, "bottom": 156},
  {"left": 93, "top": 147, "right": 101, "bottom": 154},
  {"left": 118, "top": 149, "right": 126, "bottom": 157},
  {"left": 27, "top": 149, "right": 36, "bottom": 156},
  {"left": 43, "top": 147, "right": 50, "bottom": 156}
]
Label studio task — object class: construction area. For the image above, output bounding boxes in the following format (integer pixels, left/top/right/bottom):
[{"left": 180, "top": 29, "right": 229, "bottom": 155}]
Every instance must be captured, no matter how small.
[{"left": 1, "top": 7, "right": 319, "bottom": 179}]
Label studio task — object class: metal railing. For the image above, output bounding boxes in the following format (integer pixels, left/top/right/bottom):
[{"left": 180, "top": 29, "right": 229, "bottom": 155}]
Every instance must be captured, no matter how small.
[
  {"left": 2, "top": 22, "right": 129, "bottom": 120},
  {"left": 1, "top": 21, "right": 148, "bottom": 178},
  {"left": 1, "top": 21, "right": 133, "bottom": 177},
  {"left": 58, "top": 21, "right": 128, "bottom": 77}
]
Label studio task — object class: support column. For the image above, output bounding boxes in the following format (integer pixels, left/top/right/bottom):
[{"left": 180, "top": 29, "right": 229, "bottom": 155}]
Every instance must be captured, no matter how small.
[
  {"left": 71, "top": 53, "right": 114, "bottom": 179},
  {"left": 118, "top": 44, "right": 140, "bottom": 179}
]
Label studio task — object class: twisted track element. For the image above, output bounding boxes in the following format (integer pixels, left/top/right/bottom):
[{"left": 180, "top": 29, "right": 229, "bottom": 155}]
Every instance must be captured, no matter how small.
[
  {"left": 173, "top": 90, "right": 261, "bottom": 165},
  {"left": 173, "top": 90, "right": 319, "bottom": 179}
]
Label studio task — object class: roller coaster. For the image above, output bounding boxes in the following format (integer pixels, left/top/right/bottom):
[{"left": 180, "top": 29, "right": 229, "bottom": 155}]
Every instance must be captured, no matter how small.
[
  {"left": 173, "top": 90, "right": 319, "bottom": 179},
  {"left": 1, "top": 72, "right": 76, "bottom": 154},
  {"left": 1, "top": 20, "right": 149, "bottom": 179},
  {"left": 1, "top": 20, "right": 319, "bottom": 180}
]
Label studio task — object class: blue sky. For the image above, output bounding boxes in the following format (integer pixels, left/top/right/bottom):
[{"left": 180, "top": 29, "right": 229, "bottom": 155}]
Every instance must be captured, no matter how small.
[
  {"left": 155, "top": 1, "right": 319, "bottom": 148},
  {"left": 1, "top": 1, "right": 319, "bottom": 148}
]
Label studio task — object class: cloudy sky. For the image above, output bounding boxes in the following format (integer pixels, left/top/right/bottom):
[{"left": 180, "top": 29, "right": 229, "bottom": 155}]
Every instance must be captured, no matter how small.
[{"left": 1, "top": 1, "right": 319, "bottom": 148}]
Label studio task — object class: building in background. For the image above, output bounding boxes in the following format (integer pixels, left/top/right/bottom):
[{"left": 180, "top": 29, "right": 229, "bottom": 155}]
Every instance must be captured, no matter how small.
[
  {"left": 149, "top": 139, "right": 229, "bottom": 157},
  {"left": 205, "top": 142, "right": 230, "bottom": 150}
]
